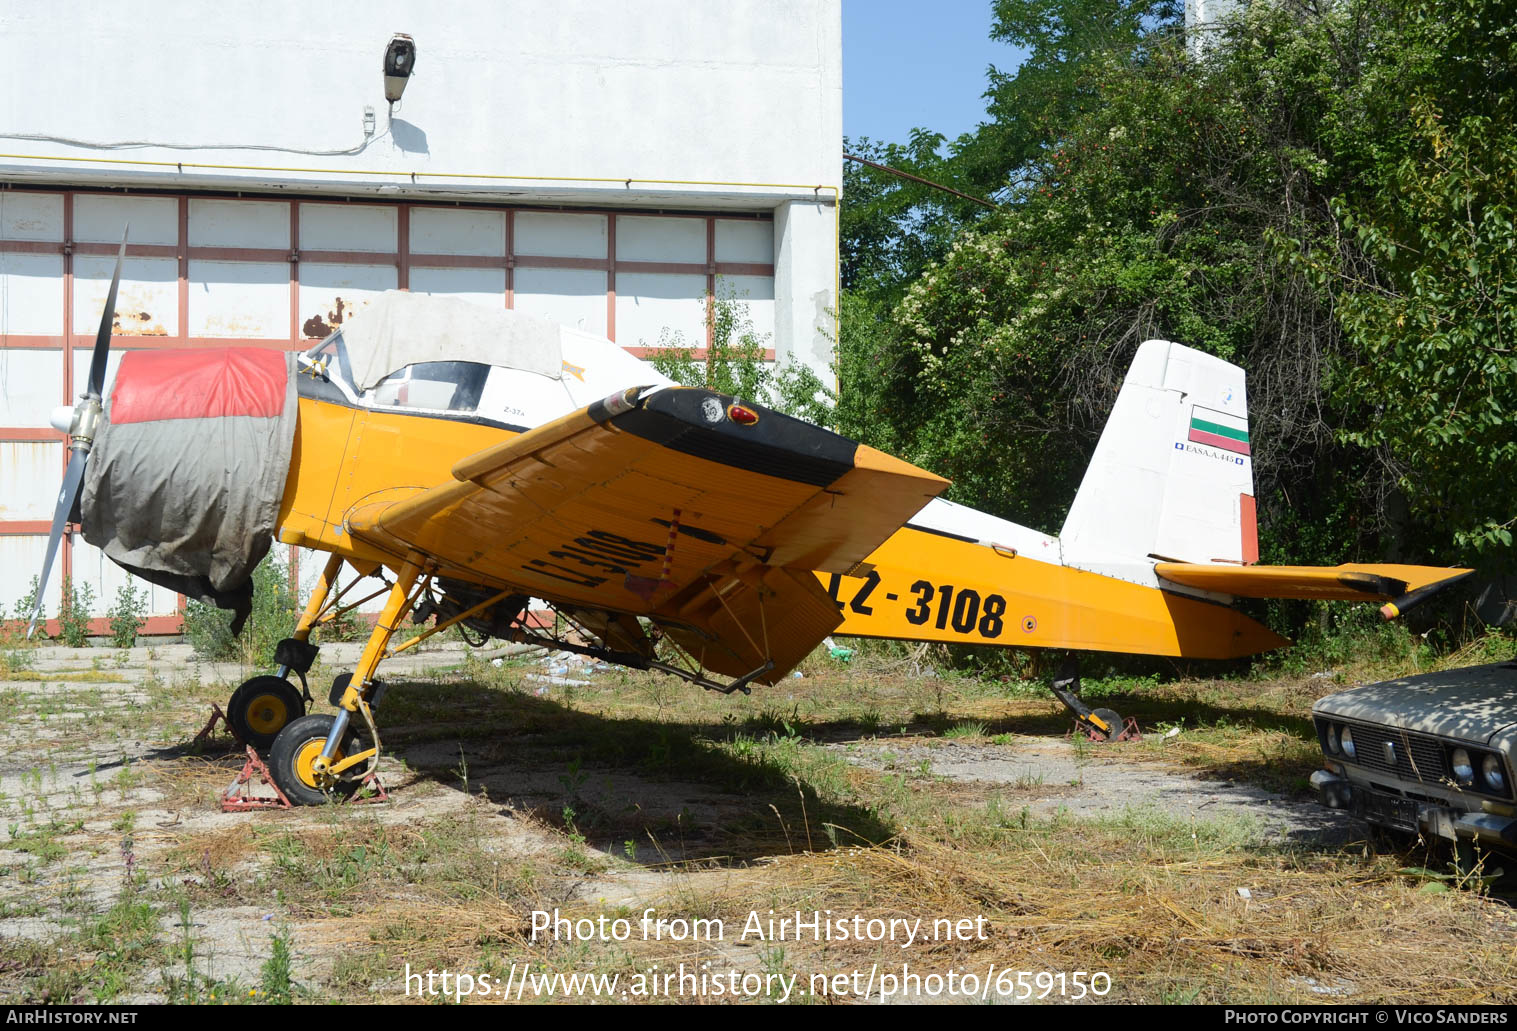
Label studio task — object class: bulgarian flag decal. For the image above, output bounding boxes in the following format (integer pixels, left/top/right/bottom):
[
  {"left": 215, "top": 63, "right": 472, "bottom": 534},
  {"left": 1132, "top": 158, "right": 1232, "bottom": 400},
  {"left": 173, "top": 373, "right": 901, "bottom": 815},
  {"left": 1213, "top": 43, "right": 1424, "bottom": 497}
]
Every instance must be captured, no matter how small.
[{"left": 1188, "top": 405, "right": 1250, "bottom": 456}]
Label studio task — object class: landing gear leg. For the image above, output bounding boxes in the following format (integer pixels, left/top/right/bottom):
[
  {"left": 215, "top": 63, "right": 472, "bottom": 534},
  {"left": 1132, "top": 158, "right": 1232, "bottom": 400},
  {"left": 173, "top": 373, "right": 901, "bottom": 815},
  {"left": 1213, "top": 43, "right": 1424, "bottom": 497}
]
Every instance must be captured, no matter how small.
[
  {"left": 1049, "top": 655, "right": 1133, "bottom": 742},
  {"left": 269, "top": 552, "right": 428, "bottom": 804},
  {"left": 223, "top": 554, "right": 344, "bottom": 749}
]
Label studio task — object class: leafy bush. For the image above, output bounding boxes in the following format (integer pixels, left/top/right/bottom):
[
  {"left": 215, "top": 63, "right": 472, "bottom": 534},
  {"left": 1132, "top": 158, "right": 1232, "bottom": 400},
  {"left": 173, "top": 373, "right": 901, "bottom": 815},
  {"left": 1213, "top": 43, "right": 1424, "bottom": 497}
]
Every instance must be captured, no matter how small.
[
  {"left": 181, "top": 598, "right": 236, "bottom": 661},
  {"left": 56, "top": 576, "right": 95, "bottom": 648},
  {"left": 106, "top": 582, "right": 148, "bottom": 649},
  {"left": 259, "top": 924, "right": 296, "bottom": 1004},
  {"left": 321, "top": 602, "right": 366, "bottom": 643},
  {"left": 2, "top": 576, "right": 46, "bottom": 646},
  {"left": 648, "top": 281, "right": 836, "bottom": 426},
  {"left": 184, "top": 553, "right": 298, "bottom": 666}
]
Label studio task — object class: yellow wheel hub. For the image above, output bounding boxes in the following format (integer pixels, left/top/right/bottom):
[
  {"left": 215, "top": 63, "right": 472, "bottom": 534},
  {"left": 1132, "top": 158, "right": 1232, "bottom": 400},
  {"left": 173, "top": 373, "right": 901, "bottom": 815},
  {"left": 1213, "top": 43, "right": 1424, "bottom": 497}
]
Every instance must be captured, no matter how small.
[
  {"left": 294, "top": 738, "right": 345, "bottom": 790},
  {"left": 245, "top": 694, "right": 289, "bottom": 736}
]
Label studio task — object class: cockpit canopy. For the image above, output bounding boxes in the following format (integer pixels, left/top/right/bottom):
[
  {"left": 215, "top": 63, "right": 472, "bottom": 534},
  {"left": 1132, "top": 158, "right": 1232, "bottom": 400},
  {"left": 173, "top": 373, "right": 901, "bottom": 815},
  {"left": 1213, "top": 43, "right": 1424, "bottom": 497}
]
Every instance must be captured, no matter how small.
[
  {"left": 303, "top": 290, "right": 564, "bottom": 390},
  {"left": 297, "top": 290, "right": 673, "bottom": 429}
]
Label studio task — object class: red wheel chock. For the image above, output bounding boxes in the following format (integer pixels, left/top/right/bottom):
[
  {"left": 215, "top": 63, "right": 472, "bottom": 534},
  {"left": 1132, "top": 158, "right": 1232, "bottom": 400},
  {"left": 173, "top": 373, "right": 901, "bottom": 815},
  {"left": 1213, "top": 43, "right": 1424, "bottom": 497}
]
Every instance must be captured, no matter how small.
[
  {"left": 194, "top": 702, "right": 245, "bottom": 750},
  {"left": 351, "top": 768, "right": 391, "bottom": 804},
  {"left": 217, "top": 745, "right": 391, "bottom": 812},
  {"left": 220, "top": 746, "right": 293, "bottom": 811}
]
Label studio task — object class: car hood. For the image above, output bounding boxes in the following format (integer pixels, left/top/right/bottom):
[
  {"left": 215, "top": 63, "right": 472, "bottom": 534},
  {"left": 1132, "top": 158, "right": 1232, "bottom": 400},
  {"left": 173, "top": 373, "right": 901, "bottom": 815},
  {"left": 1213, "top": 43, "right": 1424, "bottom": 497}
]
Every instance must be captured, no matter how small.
[{"left": 1312, "top": 662, "right": 1517, "bottom": 746}]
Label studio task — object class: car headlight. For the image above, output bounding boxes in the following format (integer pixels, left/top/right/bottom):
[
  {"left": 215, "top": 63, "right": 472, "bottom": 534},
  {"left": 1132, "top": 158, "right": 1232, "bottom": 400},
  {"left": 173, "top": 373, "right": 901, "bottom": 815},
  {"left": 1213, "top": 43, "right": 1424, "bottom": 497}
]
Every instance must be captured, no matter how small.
[
  {"left": 1451, "top": 748, "right": 1475, "bottom": 786},
  {"left": 1325, "top": 725, "right": 1340, "bottom": 755},
  {"left": 1340, "top": 726, "right": 1356, "bottom": 759},
  {"left": 1482, "top": 754, "right": 1507, "bottom": 794}
]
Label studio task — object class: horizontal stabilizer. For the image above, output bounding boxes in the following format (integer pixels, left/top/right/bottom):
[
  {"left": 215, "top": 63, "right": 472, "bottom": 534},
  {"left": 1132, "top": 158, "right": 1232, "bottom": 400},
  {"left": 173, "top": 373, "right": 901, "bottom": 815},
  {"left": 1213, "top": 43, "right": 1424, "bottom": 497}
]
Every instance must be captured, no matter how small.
[{"left": 1156, "top": 563, "right": 1473, "bottom": 602}]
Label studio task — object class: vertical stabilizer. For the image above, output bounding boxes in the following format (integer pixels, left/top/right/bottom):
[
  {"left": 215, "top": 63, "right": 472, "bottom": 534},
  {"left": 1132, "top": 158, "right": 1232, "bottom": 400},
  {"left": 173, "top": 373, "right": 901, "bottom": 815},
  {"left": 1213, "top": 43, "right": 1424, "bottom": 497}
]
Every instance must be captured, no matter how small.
[{"left": 1059, "top": 339, "right": 1256, "bottom": 584}]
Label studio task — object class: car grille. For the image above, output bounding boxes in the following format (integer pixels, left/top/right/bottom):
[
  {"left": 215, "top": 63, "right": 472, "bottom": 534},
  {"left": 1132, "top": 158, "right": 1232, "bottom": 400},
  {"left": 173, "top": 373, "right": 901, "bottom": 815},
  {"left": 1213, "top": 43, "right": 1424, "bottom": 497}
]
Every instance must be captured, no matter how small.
[{"left": 1319, "top": 718, "right": 1448, "bottom": 785}]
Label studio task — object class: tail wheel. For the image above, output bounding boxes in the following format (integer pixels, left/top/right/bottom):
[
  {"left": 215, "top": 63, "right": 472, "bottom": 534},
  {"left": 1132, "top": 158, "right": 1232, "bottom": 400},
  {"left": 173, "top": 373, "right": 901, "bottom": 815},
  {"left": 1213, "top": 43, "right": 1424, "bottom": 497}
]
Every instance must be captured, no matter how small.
[
  {"left": 1090, "top": 708, "right": 1126, "bottom": 742},
  {"left": 227, "top": 676, "right": 305, "bottom": 751},
  {"left": 269, "top": 713, "right": 362, "bottom": 806}
]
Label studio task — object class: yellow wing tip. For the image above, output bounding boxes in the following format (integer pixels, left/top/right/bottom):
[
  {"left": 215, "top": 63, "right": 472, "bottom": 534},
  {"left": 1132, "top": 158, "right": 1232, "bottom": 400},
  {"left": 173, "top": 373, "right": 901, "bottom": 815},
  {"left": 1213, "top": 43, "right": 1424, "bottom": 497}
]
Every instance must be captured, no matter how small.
[{"left": 852, "top": 444, "right": 950, "bottom": 490}]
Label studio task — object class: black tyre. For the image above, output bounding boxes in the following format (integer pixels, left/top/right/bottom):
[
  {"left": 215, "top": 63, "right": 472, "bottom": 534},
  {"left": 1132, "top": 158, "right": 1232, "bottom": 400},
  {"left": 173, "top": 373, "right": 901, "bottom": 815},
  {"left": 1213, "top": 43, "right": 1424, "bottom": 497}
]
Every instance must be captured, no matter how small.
[
  {"left": 1090, "top": 708, "right": 1126, "bottom": 741},
  {"left": 227, "top": 676, "right": 305, "bottom": 751},
  {"left": 268, "top": 713, "right": 363, "bottom": 806}
]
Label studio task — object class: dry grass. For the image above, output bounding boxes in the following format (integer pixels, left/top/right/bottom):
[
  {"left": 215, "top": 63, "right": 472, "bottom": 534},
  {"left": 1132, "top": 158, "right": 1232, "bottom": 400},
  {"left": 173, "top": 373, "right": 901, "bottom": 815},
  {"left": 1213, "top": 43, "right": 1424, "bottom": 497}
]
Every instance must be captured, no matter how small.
[
  {"left": 689, "top": 831, "right": 1515, "bottom": 1004},
  {"left": 1, "top": 641, "right": 1514, "bottom": 1004}
]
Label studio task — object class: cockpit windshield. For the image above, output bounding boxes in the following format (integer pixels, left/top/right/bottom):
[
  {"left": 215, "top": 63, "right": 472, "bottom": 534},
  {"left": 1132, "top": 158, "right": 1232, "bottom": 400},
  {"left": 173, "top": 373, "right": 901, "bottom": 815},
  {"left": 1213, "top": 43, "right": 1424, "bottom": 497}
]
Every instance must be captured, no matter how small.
[
  {"left": 364, "top": 361, "right": 489, "bottom": 413},
  {"left": 302, "top": 330, "right": 355, "bottom": 386},
  {"left": 299, "top": 333, "right": 497, "bottom": 417}
]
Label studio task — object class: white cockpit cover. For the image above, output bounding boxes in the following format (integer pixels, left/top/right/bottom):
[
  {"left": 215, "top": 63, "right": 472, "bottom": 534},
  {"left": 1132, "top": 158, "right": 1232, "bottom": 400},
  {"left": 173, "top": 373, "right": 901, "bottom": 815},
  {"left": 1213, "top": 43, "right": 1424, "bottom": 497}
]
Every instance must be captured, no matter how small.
[{"left": 336, "top": 291, "right": 564, "bottom": 390}]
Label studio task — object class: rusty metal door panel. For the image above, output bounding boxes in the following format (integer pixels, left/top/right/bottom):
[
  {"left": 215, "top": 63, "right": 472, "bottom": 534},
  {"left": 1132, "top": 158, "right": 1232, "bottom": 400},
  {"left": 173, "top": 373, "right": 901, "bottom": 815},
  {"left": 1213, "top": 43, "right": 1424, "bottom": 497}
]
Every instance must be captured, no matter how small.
[
  {"left": 409, "top": 266, "right": 505, "bottom": 308},
  {"left": 0, "top": 442, "right": 62, "bottom": 521},
  {"left": 189, "top": 260, "right": 289, "bottom": 338},
  {"left": 410, "top": 207, "right": 505, "bottom": 257},
  {"left": 514, "top": 267, "right": 606, "bottom": 336},
  {"left": 73, "top": 255, "right": 177, "bottom": 338},
  {"left": 714, "top": 219, "right": 774, "bottom": 263},
  {"left": 0, "top": 192, "right": 64, "bottom": 243},
  {"left": 73, "top": 195, "right": 177, "bottom": 245},
  {"left": 0, "top": 536, "right": 47, "bottom": 612},
  {"left": 0, "top": 253, "right": 65, "bottom": 335},
  {"left": 68, "top": 350, "right": 122, "bottom": 405},
  {"left": 514, "top": 211, "right": 607, "bottom": 259},
  {"left": 0, "top": 351, "right": 64, "bottom": 425},
  {"left": 72, "top": 536, "right": 181, "bottom": 617},
  {"left": 299, "top": 202, "right": 397, "bottom": 253},
  {"left": 717, "top": 273, "right": 775, "bottom": 341},
  {"left": 298, "top": 263, "right": 397, "bottom": 341},
  {"left": 188, "top": 198, "right": 291, "bottom": 249},
  {"left": 614, "top": 271, "right": 706, "bottom": 350},
  {"left": 615, "top": 215, "right": 705, "bottom": 262}
]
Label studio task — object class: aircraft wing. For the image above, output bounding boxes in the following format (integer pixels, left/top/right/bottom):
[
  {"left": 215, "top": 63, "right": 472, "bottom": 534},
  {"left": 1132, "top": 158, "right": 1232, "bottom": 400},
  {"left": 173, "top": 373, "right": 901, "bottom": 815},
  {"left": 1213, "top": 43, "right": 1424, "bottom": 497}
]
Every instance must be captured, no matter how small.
[
  {"left": 345, "top": 385, "right": 948, "bottom": 684},
  {"left": 1155, "top": 562, "right": 1473, "bottom": 609}
]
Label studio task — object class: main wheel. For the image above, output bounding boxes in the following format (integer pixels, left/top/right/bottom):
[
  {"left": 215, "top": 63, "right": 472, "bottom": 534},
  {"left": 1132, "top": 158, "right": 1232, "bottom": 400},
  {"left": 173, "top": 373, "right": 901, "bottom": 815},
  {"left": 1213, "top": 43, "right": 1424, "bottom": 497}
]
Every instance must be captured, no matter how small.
[
  {"left": 268, "top": 713, "right": 363, "bottom": 806},
  {"left": 227, "top": 676, "right": 305, "bottom": 751}
]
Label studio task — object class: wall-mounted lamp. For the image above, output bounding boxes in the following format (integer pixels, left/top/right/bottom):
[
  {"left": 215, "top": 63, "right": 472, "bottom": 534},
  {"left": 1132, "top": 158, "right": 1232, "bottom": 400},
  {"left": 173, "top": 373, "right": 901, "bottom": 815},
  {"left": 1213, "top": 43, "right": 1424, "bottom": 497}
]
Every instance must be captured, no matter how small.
[{"left": 383, "top": 34, "right": 417, "bottom": 106}]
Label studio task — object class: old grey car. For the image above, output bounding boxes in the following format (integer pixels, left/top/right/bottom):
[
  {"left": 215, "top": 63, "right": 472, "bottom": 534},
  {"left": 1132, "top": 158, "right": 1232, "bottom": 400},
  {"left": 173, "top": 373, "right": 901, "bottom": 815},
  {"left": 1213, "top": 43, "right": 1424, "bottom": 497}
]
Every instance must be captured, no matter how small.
[{"left": 1311, "top": 662, "right": 1517, "bottom": 866}]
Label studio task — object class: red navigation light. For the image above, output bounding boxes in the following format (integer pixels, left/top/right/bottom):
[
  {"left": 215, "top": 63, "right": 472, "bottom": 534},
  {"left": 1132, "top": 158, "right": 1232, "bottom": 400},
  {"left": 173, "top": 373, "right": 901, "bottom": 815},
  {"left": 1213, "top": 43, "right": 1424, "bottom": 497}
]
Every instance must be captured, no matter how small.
[{"left": 727, "top": 404, "right": 760, "bottom": 426}]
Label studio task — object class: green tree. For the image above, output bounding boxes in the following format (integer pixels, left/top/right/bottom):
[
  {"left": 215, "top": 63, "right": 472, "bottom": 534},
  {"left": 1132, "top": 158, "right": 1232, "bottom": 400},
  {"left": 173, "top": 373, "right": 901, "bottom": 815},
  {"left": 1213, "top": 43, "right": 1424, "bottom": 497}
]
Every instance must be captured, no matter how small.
[
  {"left": 836, "top": 0, "right": 1517, "bottom": 645},
  {"left": 857, "top": 8, "right": 1370, "bottom": 546},
  {"left": 1318, "top": 3, "right": 1517, "bottom": 557},
  {"left": 841, "top": 0, "right": 1181, "bottom": 305}
]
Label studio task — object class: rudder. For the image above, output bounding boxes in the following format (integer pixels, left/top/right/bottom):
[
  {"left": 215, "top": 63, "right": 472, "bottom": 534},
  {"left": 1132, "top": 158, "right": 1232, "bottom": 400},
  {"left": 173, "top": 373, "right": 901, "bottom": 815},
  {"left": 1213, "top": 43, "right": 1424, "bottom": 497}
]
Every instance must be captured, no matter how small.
[{"left": 1059, "top": 339, "right": 1256, "bottom": 583}]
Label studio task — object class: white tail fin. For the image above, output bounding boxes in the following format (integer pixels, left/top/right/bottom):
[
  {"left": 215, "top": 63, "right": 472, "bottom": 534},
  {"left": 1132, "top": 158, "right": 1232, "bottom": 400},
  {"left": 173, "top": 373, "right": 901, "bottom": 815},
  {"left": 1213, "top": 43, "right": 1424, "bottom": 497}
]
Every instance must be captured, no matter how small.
[{"left": 1059, "top": 339, "right": 1256, "bottom": 583}]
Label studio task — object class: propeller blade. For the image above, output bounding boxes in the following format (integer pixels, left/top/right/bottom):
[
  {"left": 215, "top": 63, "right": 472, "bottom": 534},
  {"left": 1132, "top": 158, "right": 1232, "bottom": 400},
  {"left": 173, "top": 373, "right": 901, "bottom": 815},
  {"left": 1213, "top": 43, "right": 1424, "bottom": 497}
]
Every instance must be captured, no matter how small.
[
  {"left": 85, "top": 229, "right": 128, "bottom": 401},
  {"left": 27, "top": 448, "right": 90, "bottom": 639}
]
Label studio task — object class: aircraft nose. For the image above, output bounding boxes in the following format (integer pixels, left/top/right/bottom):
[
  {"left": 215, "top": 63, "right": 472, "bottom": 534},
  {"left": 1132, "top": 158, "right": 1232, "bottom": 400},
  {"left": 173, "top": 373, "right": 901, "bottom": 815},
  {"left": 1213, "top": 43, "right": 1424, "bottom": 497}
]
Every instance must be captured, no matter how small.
[{"left": 49, "top": 405, "right": 74, "bottom": 434}]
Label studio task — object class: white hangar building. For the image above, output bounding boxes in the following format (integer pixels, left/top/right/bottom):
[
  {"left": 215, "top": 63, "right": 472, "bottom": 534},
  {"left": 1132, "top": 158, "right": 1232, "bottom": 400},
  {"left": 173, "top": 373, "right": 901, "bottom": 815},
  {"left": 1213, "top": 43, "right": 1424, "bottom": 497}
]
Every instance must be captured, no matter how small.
[{"left": 0, "top": 1, "right": 843, "bottom": 633}]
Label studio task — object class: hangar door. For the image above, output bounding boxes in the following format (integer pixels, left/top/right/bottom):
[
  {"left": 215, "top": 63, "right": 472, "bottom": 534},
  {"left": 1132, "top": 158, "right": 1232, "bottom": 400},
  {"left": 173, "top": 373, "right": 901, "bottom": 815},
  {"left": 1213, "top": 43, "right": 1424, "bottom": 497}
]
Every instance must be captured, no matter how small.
[{"left": 0, "top": 189, "right": 776, "bottom": 632}]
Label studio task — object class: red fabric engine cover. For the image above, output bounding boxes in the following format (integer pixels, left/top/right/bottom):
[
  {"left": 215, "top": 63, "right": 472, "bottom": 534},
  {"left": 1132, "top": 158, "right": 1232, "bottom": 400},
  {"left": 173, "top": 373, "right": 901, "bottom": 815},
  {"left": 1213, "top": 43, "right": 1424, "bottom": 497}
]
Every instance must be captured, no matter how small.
[{"left": 110, "top": 348, "right": 288, "bottom": 424}]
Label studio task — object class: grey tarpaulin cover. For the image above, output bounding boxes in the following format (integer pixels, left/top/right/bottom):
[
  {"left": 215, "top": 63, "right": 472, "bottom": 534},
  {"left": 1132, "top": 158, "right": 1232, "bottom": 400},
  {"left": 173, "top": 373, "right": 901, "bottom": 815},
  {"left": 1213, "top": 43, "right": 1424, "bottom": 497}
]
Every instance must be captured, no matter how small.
[
  {"left": 80, "top": 348, "right": 298, "bottom": 633},
  {"left": 338, "top": 291, "right": 564, "bottom": 390}
]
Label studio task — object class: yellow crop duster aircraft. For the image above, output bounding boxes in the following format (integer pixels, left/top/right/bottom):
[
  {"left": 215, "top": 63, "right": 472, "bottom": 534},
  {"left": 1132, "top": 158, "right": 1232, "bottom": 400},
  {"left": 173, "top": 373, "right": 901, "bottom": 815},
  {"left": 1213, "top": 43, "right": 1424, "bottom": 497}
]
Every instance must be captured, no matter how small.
[{"left": 26, "top": 241, "right": 1469, "bottom": 804}]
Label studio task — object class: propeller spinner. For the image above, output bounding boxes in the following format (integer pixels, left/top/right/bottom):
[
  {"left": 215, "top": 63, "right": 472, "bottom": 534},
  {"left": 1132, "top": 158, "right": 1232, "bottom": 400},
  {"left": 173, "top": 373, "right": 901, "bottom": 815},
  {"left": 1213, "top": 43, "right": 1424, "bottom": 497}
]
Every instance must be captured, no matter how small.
[{"left": 26, "top": 229, "right": 128, "bottom": 638}]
